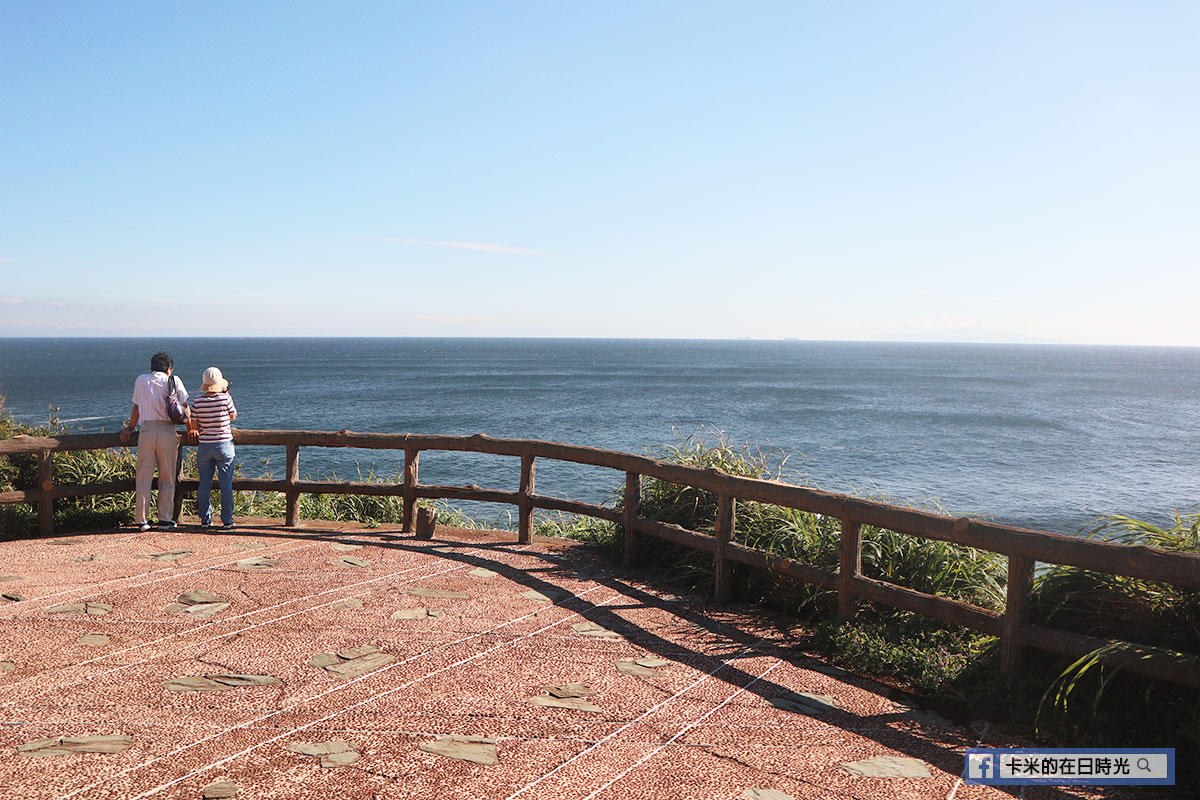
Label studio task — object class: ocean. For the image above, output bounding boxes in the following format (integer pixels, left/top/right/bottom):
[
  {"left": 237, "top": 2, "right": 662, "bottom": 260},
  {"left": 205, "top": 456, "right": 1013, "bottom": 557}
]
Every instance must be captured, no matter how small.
[{"left": 1, "top": 338, "right": 1197, "bottom": 535}]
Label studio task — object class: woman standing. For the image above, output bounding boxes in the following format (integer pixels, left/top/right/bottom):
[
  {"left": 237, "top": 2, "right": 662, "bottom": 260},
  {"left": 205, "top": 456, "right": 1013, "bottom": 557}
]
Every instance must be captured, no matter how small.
[{"left": 189, "top": 367, "right": 238, "bottom": 529}]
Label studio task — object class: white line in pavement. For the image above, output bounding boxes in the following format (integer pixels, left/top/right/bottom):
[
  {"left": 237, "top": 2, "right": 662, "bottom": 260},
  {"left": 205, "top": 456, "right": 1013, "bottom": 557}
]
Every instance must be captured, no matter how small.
[
  {"left": 0, "top": 557, "right": 469, "bottom": 706},
  {"left": 66, "top": 567, "right": 609, "bottom": 800},
  {"left": 501, "top": 638, "right": 772, "bottom": 800},
  {"left": 0, "top": 538, "right": 319, "bottom": 614},
  {"left": 945, "top": 721, "right": 992, "bottom": 800},
  {"left": 580, "top": 658, "right": 784, "bottom": 800}
]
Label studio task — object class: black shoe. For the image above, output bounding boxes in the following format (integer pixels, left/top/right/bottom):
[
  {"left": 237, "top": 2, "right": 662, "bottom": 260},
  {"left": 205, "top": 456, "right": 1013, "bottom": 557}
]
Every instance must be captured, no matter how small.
[
  {"left": 155, "top": 520, "right": 177, "bottom": 530},
  {"left": 221, "top": 521, "right": 236, "bottom": 530}
]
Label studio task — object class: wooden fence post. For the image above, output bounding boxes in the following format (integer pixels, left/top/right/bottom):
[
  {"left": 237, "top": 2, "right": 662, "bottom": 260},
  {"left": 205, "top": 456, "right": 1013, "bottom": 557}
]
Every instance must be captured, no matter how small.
[
  {"left": 713, "top": 495, "right": 736, "bottom": 603},
  {"left": 172, "top": 442, "right": 185, "bottom": 523},
  {"left": 518, "top": 455, "right": 536, "bottom": 543},
  {"left": 1002, "top": 555, "right": 1035, "bottom": 676},
  {"left": 838, "top": 518, "right": 863, "bottom": 621},
  {"left": 403, "top": 449, "right": 419, "bottom": 533},
  {"left": 37, "top": 450, "right": 53, "bottom": 536},
  {"left": 416, "top": 506, "right": 437, "bottom": 540},
  {"left": 284, "top": 444, "right": 300, "bottom": 527},
  {"left": 623, "top": 472, "right": 641, "bottom": 570}
]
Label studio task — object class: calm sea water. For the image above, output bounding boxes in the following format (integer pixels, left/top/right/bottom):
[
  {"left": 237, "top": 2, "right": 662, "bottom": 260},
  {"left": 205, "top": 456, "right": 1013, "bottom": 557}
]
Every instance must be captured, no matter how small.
[{"left": 1, "top": 338, "right": 1197, "bottom": 535}]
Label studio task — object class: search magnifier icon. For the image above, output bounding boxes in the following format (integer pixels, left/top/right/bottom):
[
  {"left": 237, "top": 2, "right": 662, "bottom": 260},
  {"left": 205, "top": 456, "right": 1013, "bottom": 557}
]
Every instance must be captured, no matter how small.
[{"left": 1136, "top": 757, "right": 1151, "bottom": 771}]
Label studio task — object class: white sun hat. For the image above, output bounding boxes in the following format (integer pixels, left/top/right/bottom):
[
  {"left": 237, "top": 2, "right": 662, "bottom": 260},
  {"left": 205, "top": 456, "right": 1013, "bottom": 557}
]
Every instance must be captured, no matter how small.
[{"left": 199, "top": 366, "right": 229, "bottom": 393}]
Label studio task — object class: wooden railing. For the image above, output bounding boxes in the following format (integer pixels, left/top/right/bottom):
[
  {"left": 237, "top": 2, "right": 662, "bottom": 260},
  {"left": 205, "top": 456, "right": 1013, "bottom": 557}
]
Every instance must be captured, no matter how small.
[{"left": 3, "top": 428, "right": 1200, "bottom": 687}]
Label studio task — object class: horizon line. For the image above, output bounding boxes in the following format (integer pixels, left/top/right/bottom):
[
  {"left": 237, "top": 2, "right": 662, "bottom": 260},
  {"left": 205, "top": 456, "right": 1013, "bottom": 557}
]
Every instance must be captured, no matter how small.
[{"left": 0, "top": 335, "right": 1197, "bottom": 349}]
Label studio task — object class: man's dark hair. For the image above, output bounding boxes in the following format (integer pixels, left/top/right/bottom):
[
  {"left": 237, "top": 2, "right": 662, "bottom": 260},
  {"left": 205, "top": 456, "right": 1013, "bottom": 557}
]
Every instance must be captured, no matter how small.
[{"left": 150, "top": 351, "right": 173, "bottom": 373}]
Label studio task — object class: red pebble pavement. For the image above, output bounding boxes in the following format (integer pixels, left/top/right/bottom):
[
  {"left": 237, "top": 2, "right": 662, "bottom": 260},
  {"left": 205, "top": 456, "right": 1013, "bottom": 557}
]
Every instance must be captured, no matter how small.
[{"left": 0, "top": 521, "right": 1130, "bottom": 800}]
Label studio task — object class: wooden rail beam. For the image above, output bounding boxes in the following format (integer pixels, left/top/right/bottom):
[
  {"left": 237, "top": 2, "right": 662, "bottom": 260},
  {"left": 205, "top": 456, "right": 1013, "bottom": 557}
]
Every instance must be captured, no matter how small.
[
  {"left": 850, "top": 575, "right": 1004, "bottom": 636},
  {"left": 176, "top": 478, "right": 288, "bottom": 493},
  {"left": 723, "top": 541, "right": 839, "bottom": 590},
  {"left": 290, "top": 480, "right": 403, "bottom": 496},
  {"left": 48, "top": 479, "right": 134, "bottom": 499},
  {"left": 412, "top": 485, "right": 518, "bottom": 505},
  {"left": 632, "top": 515, "right": 717, "bottom": 554},
  {"left": 0, "top": 432, "right": 125, "bottom": 454},
  {"left": 840, "top": 499, "right": 1200, "bottom": 589},
  {"left": 1017, "top": 624, "right": 1200, "bottom": 689},
  {"left": 528, "top": 494, "right": 622, "bottom": 524}
]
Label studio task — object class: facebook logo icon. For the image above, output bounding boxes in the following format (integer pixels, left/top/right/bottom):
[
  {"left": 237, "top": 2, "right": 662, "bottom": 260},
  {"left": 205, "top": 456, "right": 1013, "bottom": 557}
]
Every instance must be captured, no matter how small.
[{"left": 967, "top": 752, "right": 996, "bottom": 781}]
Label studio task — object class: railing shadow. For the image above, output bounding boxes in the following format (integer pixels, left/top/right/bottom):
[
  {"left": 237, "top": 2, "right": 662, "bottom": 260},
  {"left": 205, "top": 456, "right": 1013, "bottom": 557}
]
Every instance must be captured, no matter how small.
[{"left": 168, "top": 521, "right": 1082, "bottom": 798}]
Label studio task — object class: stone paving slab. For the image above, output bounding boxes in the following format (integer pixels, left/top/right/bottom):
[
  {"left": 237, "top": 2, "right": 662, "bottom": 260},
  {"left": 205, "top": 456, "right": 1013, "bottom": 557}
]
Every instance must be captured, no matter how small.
[{"left": 0, "top": 522, "right": 1137, "bottom": 800}]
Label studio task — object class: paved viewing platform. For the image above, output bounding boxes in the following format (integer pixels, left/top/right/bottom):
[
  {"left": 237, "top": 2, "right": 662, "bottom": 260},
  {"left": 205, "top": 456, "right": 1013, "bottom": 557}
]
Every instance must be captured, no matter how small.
[{"left": 0, "top": 521, "right": 1126, "bottom": 799}]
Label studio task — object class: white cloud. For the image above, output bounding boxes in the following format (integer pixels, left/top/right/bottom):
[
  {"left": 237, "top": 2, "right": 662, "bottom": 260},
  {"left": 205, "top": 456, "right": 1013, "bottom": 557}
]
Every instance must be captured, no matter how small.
[
  {"left": 372, "top": 237, "right": 550, "bottom": 256},
  {"left": 0, "top": 258, "right": 14, "bottom": 263},
  {"left": 2, "top": 297, "right": 23, "bottom": 304}
]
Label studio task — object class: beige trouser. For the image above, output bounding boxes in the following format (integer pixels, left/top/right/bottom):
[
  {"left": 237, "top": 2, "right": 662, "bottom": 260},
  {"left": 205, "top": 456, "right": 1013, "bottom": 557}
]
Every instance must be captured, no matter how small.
[{"left": 135, "top": 422, "right": 179, "bottom": 524}]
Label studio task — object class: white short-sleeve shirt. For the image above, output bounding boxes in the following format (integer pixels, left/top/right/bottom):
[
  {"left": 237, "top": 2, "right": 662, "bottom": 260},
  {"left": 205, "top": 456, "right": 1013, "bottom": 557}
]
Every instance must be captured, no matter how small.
[{"left": 132, "top": 372, "right": 189, "bottom": 424}]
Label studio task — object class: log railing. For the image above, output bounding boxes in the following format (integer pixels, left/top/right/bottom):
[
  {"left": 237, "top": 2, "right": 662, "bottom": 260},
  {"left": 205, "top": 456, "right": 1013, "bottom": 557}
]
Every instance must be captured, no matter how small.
[{"left": 3, "top": 428, "right": 1200, "bottom": 687}]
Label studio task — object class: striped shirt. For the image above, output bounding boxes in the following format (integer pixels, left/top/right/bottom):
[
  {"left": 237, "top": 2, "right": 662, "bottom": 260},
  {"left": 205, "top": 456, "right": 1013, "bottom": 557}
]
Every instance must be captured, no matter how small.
[{"left": 191, "top": 392, "right": 237, "bottom": 443}]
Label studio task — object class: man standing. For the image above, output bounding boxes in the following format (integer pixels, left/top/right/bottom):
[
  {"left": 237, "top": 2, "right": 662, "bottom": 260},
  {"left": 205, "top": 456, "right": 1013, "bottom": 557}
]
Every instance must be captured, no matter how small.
[{"left": 119, "top": 351, "right": 189, "bottom": 531}]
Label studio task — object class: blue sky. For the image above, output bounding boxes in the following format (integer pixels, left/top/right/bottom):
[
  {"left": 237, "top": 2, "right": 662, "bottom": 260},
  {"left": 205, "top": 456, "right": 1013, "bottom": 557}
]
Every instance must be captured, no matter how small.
[{"left": 2, "top": 2, "right": 1197, "bottom": 343}]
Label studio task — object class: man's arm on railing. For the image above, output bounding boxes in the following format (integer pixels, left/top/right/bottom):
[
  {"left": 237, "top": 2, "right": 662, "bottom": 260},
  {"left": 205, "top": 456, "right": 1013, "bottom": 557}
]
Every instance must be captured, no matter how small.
[{"left": 119, "top": 404, "right": 139, "bottom": 443}]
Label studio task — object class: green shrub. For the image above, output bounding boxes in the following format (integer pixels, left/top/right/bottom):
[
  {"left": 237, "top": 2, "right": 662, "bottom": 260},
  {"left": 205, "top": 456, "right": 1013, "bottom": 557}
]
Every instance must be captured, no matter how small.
[
  {"left": 1033, "top": 513, "right": 1200, "bottom": 651},
  {"left": 1027, "top": 512, "right": 1200, "bottom": 791},
  {"left": 534, "top": 510, "right": 620, "bottom": 547},
  {"left": 602, "top": 430, "right": 1004, "bottom": 617},
  {"left": 0, "top": 393, "right": 138, "bottom": 536},
  {"left": 811, "top": 616, "right": 988, "bottom": 696}
]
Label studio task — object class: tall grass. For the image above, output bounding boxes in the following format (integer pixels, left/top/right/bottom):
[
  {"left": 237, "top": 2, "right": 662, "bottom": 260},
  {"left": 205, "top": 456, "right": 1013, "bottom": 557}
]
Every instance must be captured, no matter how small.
[
  {"left": 0, "top": 396, "right": 139, "bottom": 536},
  {"left": 610, "top": 430, "right": 1006, "bottom": 619},
  {"left": 1033, "top": 513, "right": 1200, "bottom": 649},
  {"left": 1027, "top": 512, "right": 1200, "bottom": 776}
]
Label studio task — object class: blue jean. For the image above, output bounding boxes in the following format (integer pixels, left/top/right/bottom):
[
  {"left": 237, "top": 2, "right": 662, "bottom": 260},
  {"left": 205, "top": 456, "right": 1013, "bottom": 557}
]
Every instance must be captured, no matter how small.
[{"left": 197, "top": 440, "right": 236, "bottom": 526}]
